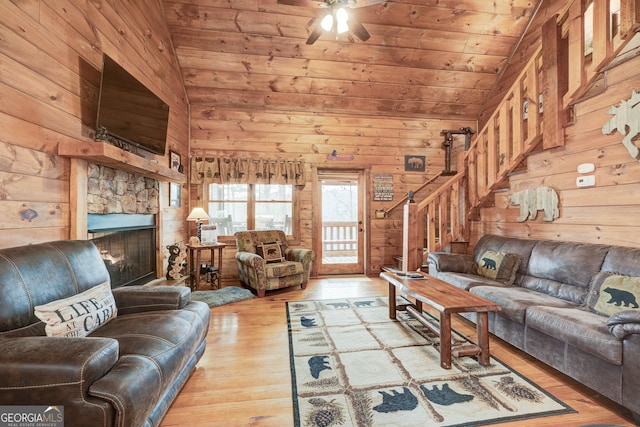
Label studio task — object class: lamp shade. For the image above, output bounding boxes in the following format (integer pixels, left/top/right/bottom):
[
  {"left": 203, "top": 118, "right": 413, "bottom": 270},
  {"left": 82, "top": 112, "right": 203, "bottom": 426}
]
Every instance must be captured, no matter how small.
[{"left": 187, "top": 207, "right": 209, "bottom": 221}]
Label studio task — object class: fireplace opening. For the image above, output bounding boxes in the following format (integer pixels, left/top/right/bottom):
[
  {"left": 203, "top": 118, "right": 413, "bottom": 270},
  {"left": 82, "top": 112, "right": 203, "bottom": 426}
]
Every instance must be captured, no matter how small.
[{"left": 88, "top": 214, "right": 156, "bottom": 288}]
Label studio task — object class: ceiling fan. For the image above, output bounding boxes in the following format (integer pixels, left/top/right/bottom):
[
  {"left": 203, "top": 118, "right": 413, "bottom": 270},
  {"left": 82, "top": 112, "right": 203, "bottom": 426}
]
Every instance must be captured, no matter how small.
[{"left": 279, "top": 0, "right": 386, "bottom": 45}]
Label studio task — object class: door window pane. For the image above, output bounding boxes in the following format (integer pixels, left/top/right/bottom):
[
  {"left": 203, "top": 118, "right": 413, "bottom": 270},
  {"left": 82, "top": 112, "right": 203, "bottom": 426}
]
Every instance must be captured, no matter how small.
[
  {"left": 321, "top": 180, "right": 358, "bottom": 264},
  {"left": 321, "top": 183, "right": 358, "bottom": 222}
]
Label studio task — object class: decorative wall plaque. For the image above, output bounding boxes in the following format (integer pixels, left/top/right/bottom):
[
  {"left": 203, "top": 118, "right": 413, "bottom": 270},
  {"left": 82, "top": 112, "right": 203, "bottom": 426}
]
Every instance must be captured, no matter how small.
[
  {"left": 602, "top": 89, "right": 640, "bottom": 160},
  {"left": 373, "top": 174, "right": 393, "bottom": 201},
  {"left": 404, "top": 155, "right": 426, "bottom": 172}
]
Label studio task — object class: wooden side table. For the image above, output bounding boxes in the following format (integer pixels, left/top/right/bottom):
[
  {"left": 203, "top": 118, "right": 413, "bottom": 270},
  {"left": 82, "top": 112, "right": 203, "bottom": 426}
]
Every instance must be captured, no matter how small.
[{"left": 187, "top": 243, "right": 227, "bottom": 291}]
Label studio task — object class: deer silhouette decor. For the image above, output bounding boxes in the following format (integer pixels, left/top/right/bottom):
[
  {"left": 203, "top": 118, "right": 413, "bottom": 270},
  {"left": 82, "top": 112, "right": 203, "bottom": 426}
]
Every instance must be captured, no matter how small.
[{"left": 602, "top": 90, "right": 640, "bottom": 160}]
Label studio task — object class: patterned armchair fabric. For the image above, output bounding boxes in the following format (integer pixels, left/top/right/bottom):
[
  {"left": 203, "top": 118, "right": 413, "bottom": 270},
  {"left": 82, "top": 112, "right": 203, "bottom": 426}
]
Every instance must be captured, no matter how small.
[{"left": 234, "top": 230, "right": 314, "bottom": 297}]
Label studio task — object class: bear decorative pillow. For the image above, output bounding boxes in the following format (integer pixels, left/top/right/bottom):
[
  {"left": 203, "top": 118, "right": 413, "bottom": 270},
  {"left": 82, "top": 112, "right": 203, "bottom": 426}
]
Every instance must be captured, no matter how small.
[
  {"left": 475, "top": 250, "right": 521, "bottom": 285},
  {"left": 585, "top": 272, "right": 640, "bottom": 317},
  {"left": 257, "top": 242, "right": 284, "bottom": 263},
  {"left": 34, "top": 282, "right": 117, "bottom": 337}
]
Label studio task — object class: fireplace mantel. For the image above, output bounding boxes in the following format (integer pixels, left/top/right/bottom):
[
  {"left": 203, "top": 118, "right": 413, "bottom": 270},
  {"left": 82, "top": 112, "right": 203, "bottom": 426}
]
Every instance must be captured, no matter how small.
[{"left": 59, "top": 140, "right": 187, "bottom": 183}]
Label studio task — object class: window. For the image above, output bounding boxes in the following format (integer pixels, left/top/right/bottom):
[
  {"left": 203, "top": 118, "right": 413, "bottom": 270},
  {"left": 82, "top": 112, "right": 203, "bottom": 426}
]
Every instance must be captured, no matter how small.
[
  {"left": 206, "top": 183, "right": 294, "bottom": 237},
  {"left": 611, "top": 0, "right": 620, "bottom": 38},
  {"left": 584, "top": 0, "right": 594, "bottom": 58}
]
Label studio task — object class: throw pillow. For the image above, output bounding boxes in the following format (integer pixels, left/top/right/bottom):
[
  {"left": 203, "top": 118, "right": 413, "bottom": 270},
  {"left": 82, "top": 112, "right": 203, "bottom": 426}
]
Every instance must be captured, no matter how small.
[
  {"left": 585, "top": 272, "right": 640, "bottom": 317},
  {"left": 257, "top": 242, "right": 284, "bottom": 263},
  {"left": 34, "top": 282, "right": 117, "bottom": 337},
  {"left": 475, "top": 250, "right": 521, "bottom": 285}
]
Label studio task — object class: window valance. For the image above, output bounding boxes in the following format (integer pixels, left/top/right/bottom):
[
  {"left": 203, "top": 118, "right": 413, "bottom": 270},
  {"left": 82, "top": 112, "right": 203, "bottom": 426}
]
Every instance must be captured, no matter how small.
[{"left": 191, "top": 156, "right": 306, "bottom": 187}]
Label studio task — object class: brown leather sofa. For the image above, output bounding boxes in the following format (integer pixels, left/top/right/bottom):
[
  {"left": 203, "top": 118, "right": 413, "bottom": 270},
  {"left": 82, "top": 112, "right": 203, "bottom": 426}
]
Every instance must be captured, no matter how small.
[
  {"left": 428, "top": 234, "right": 640, "bottom": 423},
  {"left": 0, "top": 240, "right": 210, "bottom": 427}
]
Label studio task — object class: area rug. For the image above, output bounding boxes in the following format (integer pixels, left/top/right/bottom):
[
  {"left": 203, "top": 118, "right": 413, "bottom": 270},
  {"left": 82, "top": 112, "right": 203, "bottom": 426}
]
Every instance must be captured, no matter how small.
[
  {"left": 287, "top": 296, "right": 575, "bottom": 427},
  {"left": 190, "top": 286, "right": 254, "bottom": 307}
]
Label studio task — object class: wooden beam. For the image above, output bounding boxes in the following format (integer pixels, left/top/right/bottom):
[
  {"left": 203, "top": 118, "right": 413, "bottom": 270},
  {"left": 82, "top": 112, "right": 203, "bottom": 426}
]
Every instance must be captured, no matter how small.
[
  {"left": 58, "top": 141, "right": 187, "bottom": 183},
  {"left": 69, "top": 159, "right": 87, "bottom": 240}
]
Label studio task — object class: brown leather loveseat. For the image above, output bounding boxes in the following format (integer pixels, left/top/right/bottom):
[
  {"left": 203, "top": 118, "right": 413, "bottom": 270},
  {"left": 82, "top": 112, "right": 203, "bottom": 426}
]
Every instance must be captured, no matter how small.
[{"left": 0, "top": 240, "right": 210, "bottom": 427}]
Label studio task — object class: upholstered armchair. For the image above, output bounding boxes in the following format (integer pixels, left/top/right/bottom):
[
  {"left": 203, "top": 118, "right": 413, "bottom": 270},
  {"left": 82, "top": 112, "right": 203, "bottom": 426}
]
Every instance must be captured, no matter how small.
[{"left": 234, "top": 230, "right": 314, "bottom": 297}]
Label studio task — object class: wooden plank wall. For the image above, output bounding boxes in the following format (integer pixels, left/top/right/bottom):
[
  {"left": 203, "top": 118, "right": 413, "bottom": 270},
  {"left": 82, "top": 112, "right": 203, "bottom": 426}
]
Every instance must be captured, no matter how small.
[
  {"left": 190, "top": 109, "right": 474, "bottom": 275},
  {"left": 473, "top": 49, "right": 640, "bottom": 248},
  {"left": 0, "top": 0, "right": 190, "bottom": 276}
]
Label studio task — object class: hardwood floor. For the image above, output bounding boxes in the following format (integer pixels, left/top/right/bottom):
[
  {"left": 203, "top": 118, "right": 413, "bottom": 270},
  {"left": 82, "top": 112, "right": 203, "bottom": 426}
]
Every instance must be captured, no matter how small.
[{"left": 161, "top": 276, "right": 637, "bottom": 426}]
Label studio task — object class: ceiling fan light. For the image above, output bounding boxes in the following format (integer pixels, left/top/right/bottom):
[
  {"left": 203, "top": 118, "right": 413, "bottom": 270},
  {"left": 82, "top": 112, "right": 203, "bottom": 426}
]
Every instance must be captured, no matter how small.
[
  {"left": 336, "top": 7, "right": 349, "bottom": 33},
  {"left": 336, "top": 7, "right": 349, "bottom": 22},
  {"left": 320, "top": 14, "right": 334, "bottom": 32}
]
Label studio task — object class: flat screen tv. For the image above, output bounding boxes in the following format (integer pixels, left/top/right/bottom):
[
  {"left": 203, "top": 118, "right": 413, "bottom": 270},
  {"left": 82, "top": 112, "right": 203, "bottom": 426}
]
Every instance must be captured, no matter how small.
[{"left": 96, "top": 54, "right": 170, "bottom": 156}]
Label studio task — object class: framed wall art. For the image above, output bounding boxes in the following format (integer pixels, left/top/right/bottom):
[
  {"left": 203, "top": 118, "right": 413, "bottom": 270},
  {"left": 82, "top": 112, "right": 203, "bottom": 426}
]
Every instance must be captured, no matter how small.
[
  {"left": 373, "top": 174, "right": 393, "bottom": 201},
  {"left": 404, "top": 155, "right": 426, "bottom": 172},
  {"left": 169, "top": 182, "right": 181, "bottom": 207},
  {"left": 169, "top": 151, "right": 181, "bottom": 172}
]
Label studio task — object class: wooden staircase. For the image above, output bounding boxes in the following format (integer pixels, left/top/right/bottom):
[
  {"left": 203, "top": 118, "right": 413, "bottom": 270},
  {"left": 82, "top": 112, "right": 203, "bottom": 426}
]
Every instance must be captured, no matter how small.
[{"left": 397, "top": 0, "right": 640, "bottom": 272}]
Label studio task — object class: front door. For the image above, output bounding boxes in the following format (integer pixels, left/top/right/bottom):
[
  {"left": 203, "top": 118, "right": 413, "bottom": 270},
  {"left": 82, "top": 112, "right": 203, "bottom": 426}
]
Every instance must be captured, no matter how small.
[{"left": 315, "top": 170, "right": 366, "bottom": 275}]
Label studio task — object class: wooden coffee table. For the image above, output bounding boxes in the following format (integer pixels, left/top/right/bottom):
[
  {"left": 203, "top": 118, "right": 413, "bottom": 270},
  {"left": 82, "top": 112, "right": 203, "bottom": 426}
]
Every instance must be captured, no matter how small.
[{"left": 380, "top": 271, "right": 501, "bottom": 369}]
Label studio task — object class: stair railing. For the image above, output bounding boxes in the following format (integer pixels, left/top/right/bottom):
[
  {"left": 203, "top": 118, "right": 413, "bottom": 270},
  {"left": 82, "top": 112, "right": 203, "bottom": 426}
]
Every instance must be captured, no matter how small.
[
  {"left": 402, "top": 46, "right": 544, "bottom": 271},
  {"left": 401, "top": 0, "right": 640, "bottom": 272},
  {"left": 385, "top": 172, "right": 444, "bottom": 216},
  {"left": 467, "top": 47, "right": 544, "bottom": 210}
]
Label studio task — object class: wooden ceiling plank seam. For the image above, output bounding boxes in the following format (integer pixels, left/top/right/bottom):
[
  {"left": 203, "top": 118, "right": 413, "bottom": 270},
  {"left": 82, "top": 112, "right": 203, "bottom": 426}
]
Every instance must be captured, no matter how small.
[
  {"left": 165, "top": 4, "right": 530, "bottom": 40},
  {"left": 167, "top": 26, "right": 511, "bottom": 72},
  {"left": 191, "top": 106, "right": 471, "bottom": 129},
  {"left": 174, "top": 48, "right": 498, "bottom": 89}
]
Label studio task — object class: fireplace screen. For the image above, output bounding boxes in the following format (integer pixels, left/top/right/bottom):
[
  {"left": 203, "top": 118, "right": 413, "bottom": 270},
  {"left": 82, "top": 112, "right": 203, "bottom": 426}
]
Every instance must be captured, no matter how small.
[{"left": 89, "top": 228, "right": 156, "bottom": 288}]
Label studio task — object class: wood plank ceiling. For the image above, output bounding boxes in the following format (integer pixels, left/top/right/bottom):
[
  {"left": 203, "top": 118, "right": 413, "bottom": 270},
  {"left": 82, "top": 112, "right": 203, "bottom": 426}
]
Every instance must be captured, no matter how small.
[{"left": 163, "top": 0, "right": 538, "bottom": 121}]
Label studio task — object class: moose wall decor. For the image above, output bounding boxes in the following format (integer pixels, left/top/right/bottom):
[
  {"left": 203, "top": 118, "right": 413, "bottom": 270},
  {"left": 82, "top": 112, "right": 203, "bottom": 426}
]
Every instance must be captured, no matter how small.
[{"left": 602, "top": 90, "right": 640, "bottom": 160}]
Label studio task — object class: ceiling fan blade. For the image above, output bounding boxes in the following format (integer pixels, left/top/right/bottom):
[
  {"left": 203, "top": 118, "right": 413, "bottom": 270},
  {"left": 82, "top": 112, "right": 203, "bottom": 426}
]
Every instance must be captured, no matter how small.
[
  {"left": 277, "top": 0, "right": 326, "bottom": 7},
  {"left": 306, "top": 20, "right": 325, "bottom": 45},
  {"left": 350, "top": 21, "right": 370, "bottom": 42},
  {"left": 348, "top": 0, "right": 386, "bottom": 8}
]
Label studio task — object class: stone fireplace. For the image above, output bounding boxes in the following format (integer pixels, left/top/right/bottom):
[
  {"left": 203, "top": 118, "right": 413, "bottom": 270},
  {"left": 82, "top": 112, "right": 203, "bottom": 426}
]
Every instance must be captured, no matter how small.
[{"left": 87, "top": 164, "right": 159, "bottom": 287}]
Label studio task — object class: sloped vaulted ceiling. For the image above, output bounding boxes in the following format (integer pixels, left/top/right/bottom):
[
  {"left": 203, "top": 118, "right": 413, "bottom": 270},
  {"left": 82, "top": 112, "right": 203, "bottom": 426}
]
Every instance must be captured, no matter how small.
[{"left": 163, "top": 0, "right": 539, "bottom": 121}]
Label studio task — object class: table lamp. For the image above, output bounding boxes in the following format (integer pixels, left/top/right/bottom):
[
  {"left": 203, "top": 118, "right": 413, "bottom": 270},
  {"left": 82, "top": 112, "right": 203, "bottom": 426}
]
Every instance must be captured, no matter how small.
[{"left": 187, "top": 207, "right": 209, "bottom": 241}]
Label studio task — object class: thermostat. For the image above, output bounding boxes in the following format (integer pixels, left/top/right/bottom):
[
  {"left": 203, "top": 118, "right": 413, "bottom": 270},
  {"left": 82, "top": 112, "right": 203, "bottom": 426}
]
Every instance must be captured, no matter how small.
[{"left": 576, "top": 175, "right": 596, "bottom": 187}]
